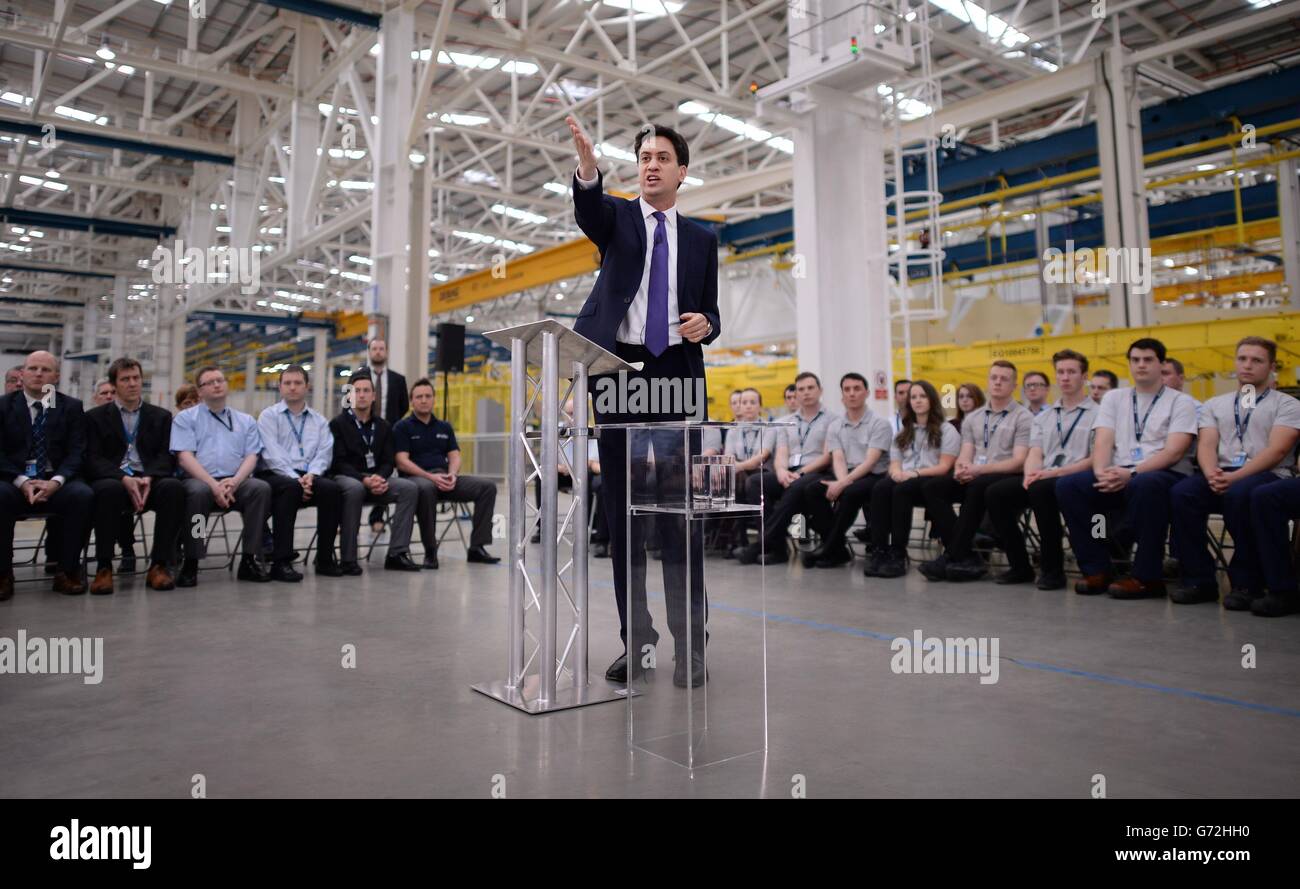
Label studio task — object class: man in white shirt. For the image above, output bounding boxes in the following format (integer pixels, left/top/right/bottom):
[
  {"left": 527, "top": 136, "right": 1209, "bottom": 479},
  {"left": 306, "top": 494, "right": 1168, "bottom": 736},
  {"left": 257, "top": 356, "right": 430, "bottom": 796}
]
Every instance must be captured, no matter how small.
[
  {"left": 1170, "top": 337, "right": 1300, "bottom": 609},
  {"left": 1058, "top": 338, "right": 1199, "bottom": 599},
  {"left": 891, "top": 379, "right": 911, "bottom": 434}
]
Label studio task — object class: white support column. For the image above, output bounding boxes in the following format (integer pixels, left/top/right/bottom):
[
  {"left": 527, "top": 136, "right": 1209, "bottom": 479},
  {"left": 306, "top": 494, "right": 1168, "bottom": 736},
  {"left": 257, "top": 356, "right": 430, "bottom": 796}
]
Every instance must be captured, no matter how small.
[
  {"left": 288, "top": 17, "right": 323, "bottom": 253},
  {"left": 1278, "top": 157, "right": 1300, "bottom": 311},
  {"left": 246, "top": 352, "right": 259, "bottom": 415},
  {"left": 370, "top": 6, "right": 430, "bottom": 382},
  {"left": 168, "top": 316, "right": 186, "bottom": 408},
  {"left": 791, "top": 99, "right": 893, "bottom": 418},
  {"left": 229, "top": 96, "right": 261, "bottom": 253},
  {"left": 60, "top": 318, "right": 75, "bottom": 382},
  {"left": 1096, "top": 46, "right": 1151, "bottom": 328},
  {"left": 311, "top": 328, "right": 328, "bottom": 415},
  {"left": 110, "top": 276, "right": 127, "bottom": 361}
]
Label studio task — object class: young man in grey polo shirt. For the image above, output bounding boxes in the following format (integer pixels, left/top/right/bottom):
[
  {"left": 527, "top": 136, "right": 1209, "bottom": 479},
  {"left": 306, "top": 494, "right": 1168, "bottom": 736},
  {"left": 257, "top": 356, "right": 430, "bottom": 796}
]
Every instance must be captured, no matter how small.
[
  {"left": 1058, "top": 337, "right": 1199, "bottom": 599},
  {"left": 737, "top": 371, "right": 838, "bottom": 565},
  {"left": 802, "top": 372, "right": 893, "bottom": 568},
  {"left": 986, "top": 349, "right": 1098, "bottom": 589},
  {"left": 920, "top": 360, "right": 1034, "bottom": 582},
  {"left": 1171, "top": 337, "right": 1300, "bottom": 609}
]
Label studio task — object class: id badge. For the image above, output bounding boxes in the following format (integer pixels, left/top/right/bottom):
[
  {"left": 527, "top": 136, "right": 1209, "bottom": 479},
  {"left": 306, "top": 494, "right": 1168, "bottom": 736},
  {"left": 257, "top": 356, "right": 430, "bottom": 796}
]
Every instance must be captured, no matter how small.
[
  {"left": 1051, "top": 454, "right": 1065, "bottom": 468},
  {"left": 975, "top": 454, "right": 989, "bottom": 465},
  {"left": 364, "top": 450, "right": 376, "bottom": 470},
  {"left": 1230, "top": 451, "right": 1248, "bottom": 468},
  {"left": 24, "top": 460, "right": 37, "bottom": 477},
  {"left": 120, "top": 460, "right": 134, "bottom": 477},
  {"left": 791, "top": 453, "right": 801, "bottom": 468},
  {"left": 1129, "top": 446, "right": 1143, "bottom": 463}
]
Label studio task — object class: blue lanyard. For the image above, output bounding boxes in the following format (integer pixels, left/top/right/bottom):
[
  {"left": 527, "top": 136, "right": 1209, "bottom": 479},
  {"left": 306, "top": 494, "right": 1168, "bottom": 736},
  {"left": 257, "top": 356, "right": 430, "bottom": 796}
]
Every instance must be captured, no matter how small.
[
  {"left": 795, "top": 410, "right": 823, "bottom": 451},
  {"left": 1233, "top": 389, "right": 1266, "bottom": 445},
  {"left": 1131, "top": 386, "right": 1165, "bottom": 443},
  {"left": 982, "top": 410, "right": 1008, "bottom": 449},
  {"left": 1054, "top": 405, "right": 1086, "bottom": 451},
  {"left": 740, "top": 428, "right": 759, "bottom": 457},
  {"left": 120, "top": 407, "right": 140, "bottom": 447},
  {"left": 209, "top": 409, "right": 233, "bottom": 433},
  {"left": 284, "top": 409, "right": 309, "bottom": 459},
  {"left": 350, "top": 410, "right": 375, "bottom": 449}
]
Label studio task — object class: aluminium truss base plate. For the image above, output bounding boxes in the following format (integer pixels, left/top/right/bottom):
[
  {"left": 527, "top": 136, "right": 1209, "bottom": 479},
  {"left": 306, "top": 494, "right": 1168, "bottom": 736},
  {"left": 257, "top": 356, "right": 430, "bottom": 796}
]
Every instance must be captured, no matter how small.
[{"left": 471, "top": 678, "right": 636, "bottom": 715}]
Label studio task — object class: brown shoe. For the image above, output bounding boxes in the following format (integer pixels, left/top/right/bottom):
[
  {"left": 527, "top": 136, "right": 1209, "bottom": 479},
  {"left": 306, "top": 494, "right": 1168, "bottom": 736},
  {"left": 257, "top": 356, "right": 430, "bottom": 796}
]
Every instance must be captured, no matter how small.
[
  {"left": 146, "top": 563, "right": 176, "bottom": 591},
  {"left": 1074, "top": 573, "right": 1112, "bottom": 595},
  {"left": 89, "top": 566, "right": 114, "bottom": 596},
  {"left": 53, "top": 570, "right": 86, "bottom": 595},
  {"left": 0, "top": 573, "right": 13, "bottom": 601},
  {"left": 1108, "top": 576, "right": 1167, "bottom": 600}
]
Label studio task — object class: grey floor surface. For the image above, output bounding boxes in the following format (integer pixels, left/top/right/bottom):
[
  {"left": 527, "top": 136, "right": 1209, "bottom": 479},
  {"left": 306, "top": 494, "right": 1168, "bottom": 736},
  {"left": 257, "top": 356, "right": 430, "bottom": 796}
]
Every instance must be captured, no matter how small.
[{"left": 2, "top": 518, "right": 1298, "bottom": 799}]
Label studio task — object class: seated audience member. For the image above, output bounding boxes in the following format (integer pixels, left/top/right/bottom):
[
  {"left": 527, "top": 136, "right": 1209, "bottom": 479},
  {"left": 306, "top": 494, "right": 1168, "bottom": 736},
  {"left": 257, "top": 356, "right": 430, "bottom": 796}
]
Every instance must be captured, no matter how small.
[
  {"left": 171, "top": 366, "right": 272, "bottom": 587},
  {"left": 531, "top": 398, "right": 610, "bottom": 556},
  {"left": 84, "top": 358, "right": 185, "bottom": 594},
  {"left": 720, "top": 387, "right": 776, "bottom": 555},
  {"left": 802, "top": 373, "right": 893, "bottom": 568},
  {"left": 256, "top": 365, "right": 344, "bottom": 581},
  {"left": 778, "top": 383, "right": 798, "bottom": 420},
  {"left": 92, "top": 379, "right": 115, "bottom": 407},
  {"left": 1057, "top": 338, "right": 1198, "bottom": 599},
  {"left": 4, "top": 364, "right": 22, "bottom": 394},
  {"left": 1249, "top": 444, "right": 1300, "bottom": 617},
  {"left": 1089, "top": 370, "right": 1118, "bottom": 404},
  {"left": 1161, "top": 357, "right": 1189, "bottom": 394},
  {"left": 1170, "top": 337, "right": 1300, "bottom": 608},
  {"left": 393, "top": 378, "right": 500, "bottom": 567},
  {"left": 1021, "top": 371, "right": 1050, "bottom": 416},
  {"left": 174, "top": 384, "right": 200, "bottom": 413},
  {"left": 985, "top": 350, "right": 1098, "bottom": 589},
  {"left": 953, "top": 383, "right": 985, "bottom": 433},
  {"left": 329, "top": 371, "right": 419, "bottom": 573},
  {"left": 737, "top": 372, "right": 839, "bottom": 565},
  {"left": 891, "top": 379, "right": 912, "bottom": 434},
  {"left": 0, "top": 350, "right": 94, "bottom": 599},
  {"left": 919, "top": 360, "right": 1033, "bottom": 582},
  {"left": 864, "top": 381, "right": 960, "bottom": 578}
]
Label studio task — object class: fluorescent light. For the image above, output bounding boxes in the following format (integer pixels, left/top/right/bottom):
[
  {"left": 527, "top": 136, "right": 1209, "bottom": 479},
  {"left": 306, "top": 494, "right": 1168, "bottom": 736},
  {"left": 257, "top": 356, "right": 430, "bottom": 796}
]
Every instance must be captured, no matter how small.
[
  {"left": 929, "top": 0, "right": 1029, "bottom": 48},
  {"left": 18, "top": 175, "right": 67, "bottom": 192},
  {"left": 327, "top": 148, "right": 366, "bottom": 159},
  {"left": 677, "top": 102, "right": 794, "bottom": 154},
  {"left": 1, "top": 91, "right": 32, "bottom": 107},
  {"left": 597, "top": 142, "right": 636, "bottom": 162},
  {"left": 439, "top": 112, "right": 489, "bottom": 126},
  {"left": 269, "top": 175, "right": 286, "bottom": 184},
  {"left": 502, "top": 60, "right": 538, "bottom": 76},
  {"left": 55, "top": 105, "right": 107, "bottom": 124},
  {"left": 409, "top": 151, "right": 426, "bottom": 164},
  {"left": 339, "top": 270, "right": 371, "bottom": 283},
  {"left": 96, "top": 43, "right": 115, "bottom": 61},
  {"left": 491, "top": 203, "right": 548, "bottom": 225},
  {"left": 877, "top": 84, "right": 932, "bottom": 121},
  {"left": 544, "top": 182, "right": 573, "bottom": 196},
  {"left": 433, "top": 273, "right": 448, "bottom": 282},
  {"left": 601, "top": 0, "right": 685, "bottom": 19},
  {"left": 339, "top": 180, "right": 374, "bottom": 190},
  {"left": 349, "top": 255, "right": 372, "bottom": 266},
  {"left": 1183, "top": 266, "right": 1198, "bottom": 276},
  {"left": 452, "top": 230, "right": 535, "bottom": 253}
]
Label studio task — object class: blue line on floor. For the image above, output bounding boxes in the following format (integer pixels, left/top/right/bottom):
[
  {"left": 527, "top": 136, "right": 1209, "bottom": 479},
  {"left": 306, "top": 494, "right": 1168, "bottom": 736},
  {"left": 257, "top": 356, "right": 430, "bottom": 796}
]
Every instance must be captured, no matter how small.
[{"left": 590, "top": 579, "right": 1300, "bottom": 719}]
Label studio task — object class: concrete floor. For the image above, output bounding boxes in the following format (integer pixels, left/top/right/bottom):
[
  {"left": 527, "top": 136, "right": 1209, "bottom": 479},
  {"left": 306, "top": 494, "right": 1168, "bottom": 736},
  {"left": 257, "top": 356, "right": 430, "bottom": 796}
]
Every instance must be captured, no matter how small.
[{"left": 2, "top": 515, "right": 1298, "bottom": 799}]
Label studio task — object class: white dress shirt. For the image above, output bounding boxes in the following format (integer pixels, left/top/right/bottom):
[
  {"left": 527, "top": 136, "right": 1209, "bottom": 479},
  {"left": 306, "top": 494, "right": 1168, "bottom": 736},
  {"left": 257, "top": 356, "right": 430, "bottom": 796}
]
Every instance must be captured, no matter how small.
[{"left": 575, "top": 169, "right": 681, "bottom": 347}]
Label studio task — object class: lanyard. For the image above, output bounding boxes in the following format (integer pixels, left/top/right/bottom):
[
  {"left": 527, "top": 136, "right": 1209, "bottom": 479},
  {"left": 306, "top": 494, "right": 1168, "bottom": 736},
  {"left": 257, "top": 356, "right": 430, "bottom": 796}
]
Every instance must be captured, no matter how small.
[
  {"left": 910, "top": 428, "right": 925, "bottom": 462},
  {"left": 740, "top": 428, "right": 759, "bottom": 457},
  {"left": 1131, "top": 386, "right": 1165, "bottom": 443},
  {"left": 284, "top": 409, "right": 309, "bottom": 456},
  {"left": 209, "top": 409, "right": 233, "bottom": 433},
  {"left": 1054, "top": 405, "right": 1086, "bottom": 452},
  {"left": 982, "top": 409, "right": 1009, "bottom": 449},
  {"left": 351, "top": 410, "right": 375, "bottom": 449},
  {"left": 120, "top": 407, "right": 140, "bottom": 447},
  {"left": 1233, "top": 389, "right": 1267, "bottom": 445},
  {"left": 795, "top": 410, "right": 823, "bottom": 452}
]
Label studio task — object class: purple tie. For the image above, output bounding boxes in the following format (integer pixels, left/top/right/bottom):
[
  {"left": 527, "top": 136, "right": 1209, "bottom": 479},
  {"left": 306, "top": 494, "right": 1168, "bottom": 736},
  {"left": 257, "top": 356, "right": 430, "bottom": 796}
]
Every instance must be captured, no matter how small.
[{"left": 645, "top": 210, "right": 669, "bottom": 357}]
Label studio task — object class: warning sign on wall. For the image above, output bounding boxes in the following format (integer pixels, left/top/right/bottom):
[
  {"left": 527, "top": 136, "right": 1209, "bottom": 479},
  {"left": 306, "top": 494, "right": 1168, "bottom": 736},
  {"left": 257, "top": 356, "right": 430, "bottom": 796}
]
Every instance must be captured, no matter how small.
[{"left": 874, "top": 370, "right": 888, "bottom": 400}]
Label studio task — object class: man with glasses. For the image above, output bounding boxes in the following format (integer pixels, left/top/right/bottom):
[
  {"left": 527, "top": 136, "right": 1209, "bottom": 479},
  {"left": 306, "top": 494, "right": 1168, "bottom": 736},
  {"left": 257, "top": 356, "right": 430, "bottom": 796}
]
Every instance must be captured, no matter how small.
[
  {"left": 170, "top": 366, "right": 272, "bottom": 588},
  {"left": 1021, "top": 371, "right": 1050, "bottom": 416}
]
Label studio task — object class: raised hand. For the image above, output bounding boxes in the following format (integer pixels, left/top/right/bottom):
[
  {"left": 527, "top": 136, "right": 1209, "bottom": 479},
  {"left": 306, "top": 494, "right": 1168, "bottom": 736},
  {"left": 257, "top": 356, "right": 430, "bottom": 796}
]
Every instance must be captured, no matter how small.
[{"left": 566, "top": 115, "right": 598, "bottom": 181}]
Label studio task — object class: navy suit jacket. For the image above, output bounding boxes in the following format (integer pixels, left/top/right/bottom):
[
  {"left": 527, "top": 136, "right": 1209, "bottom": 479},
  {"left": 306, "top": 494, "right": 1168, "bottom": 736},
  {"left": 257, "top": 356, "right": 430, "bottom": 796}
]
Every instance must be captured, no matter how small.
[
  {"left": 0, "top": 390, "right": 86, "bottom": 484},
  {"left": 571, "top": 171, "right": 720, "bottom": 381}
]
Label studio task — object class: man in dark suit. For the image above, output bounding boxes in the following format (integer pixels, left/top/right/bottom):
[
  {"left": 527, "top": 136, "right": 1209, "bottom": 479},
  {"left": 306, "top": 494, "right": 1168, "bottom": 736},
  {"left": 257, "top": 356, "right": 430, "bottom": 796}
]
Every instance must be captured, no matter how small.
[
  {"left": 358, "top": 338, "right": 409, "bottom": 534},
  {"left": 84, "top": 358, "right": 185, "bottom": 594},
  {"left": 566, "top": 116, "right": 721, "bottom": 688},
  {"left": 0, "top": 350, "right": 94, "bottom": 599}
]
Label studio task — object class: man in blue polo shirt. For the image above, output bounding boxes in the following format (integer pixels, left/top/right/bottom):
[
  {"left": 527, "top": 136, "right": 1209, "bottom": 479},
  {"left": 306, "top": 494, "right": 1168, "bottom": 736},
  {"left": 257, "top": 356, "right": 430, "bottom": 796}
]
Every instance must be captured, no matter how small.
[{"left": 393, "top": 378, "right": 500, "bottom": 567}]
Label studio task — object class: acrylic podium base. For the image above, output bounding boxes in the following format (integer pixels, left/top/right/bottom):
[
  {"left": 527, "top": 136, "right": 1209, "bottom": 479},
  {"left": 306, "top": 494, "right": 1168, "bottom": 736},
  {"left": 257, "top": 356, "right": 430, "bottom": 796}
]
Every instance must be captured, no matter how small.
[{"left": 471, "top": 677, "right": 631, "bottom": 715}]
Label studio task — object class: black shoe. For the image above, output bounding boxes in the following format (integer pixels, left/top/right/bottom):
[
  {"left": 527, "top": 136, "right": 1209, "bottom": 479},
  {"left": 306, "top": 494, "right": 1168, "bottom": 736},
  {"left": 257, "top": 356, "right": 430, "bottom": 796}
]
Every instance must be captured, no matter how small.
[
  {"left": 877, "top": 554, "right": 907, "bottom": 578},
  {"left": 384, "top": 552, "right": 421, "bottom": 572},
  {"left": 736, "top": 543, "right": 761, "bottom": 565},
  {"left": 315, "top": 558, "right": 345, "bottom": 577},
  {"left": 801, "top": 547, "right": 822, "bottom": 569},
  {"left": 758, "top": 546, "right": 788, "bottom": 565},
  {"left": 605, "top": 652, "right": 649, "bottom": 683},
  {"left": 918, "top": 554, "right": 949, "bottom": 581},
  {"left": 852, "top": 528, "right": 870, "bottom": 543},
  {"left": 119, "top": 554, "right": 136, "bottom": 573},
  {"left": 592, "top": 542, "right": 609, "bottom": 558},
  {"left": 0, "top": 573, "right": 12, "bottom": 601},
  {"left": 994, "top": 566, "right": 1036, "bottom": 585},
  {"left": 1170, "top": 581, "right": 1219, "bottom": 605},
  {"left": 421, "top": 553, "right": 440, "bottom": 570},
  {"left": 1163, "top": 557, "right": 1180, "bottom": 580},
  {"left": 237, "top": 555, "right": 272, "bottom": 582},
  {"left": 673, "top": 650, "right": 707, "bottom": 688},
  {"left": 1036, "top": 572, "right": 1067, "bottom": 590},
  {"left": 340, "top": 561, "right": 363, "bottom": 576},
  {"left": 177, "top": 559, "right": 199, "bottom": 588},
  {"left": 946, "top": 556, "right": 988, "bottom": 582},
  {"left": 270, "top": 561, "right": 303, "bottom": 583},
  {"left": 466, "top": 545, "right": 500, "bottom": 564},
  {"left": 1222, "top": 588, "right": 1262, "bottom": 611},
  {"left": 815, "top": 545, "right": 852, "bottom": 568},
  {"left": 530, "top": 531, "right": 541, "bottom": 544},
  {"left": 863, "top": 553, "right": 885, "bottom": 577},
  {"left": 972, "top": 533, "right": 997, "bottom": 551},
  {"left": 1251, "top": 591, "right": 1300, "bottom": 617}
]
